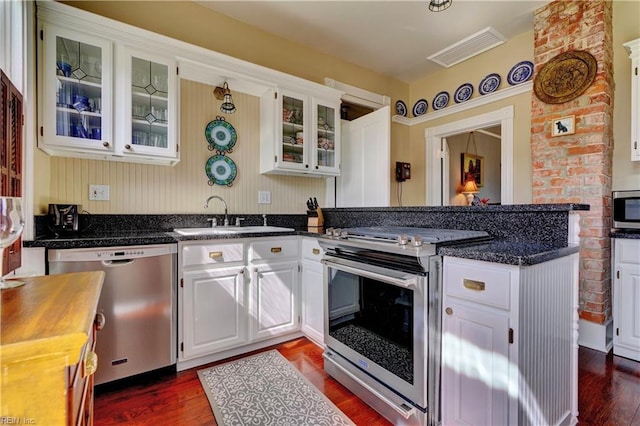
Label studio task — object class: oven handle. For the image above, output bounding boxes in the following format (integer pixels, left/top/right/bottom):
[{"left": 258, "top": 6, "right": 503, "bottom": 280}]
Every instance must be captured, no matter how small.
[
  {"left": 323, "top": 352, "right": 417, "bottom": 420},
  {"left": 321, "top": 258, "right": 417, "bottom": 289}
]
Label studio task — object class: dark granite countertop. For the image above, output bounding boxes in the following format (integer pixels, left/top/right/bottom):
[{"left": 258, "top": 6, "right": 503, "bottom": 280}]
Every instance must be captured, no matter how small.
[
  {"left": 24, "top": 204, "right": 588, "bottom": 264},
  {"left": 610, "top": 229, "right": 640, "bottom": 239},
  {"left": 437, "top": 240, "right": 581, "bottom": 266},
  {"left": 24, "top": 231, "right": 580, "bottom": 265},
  {"left": 24, "top": 229, "right": 300, "bottom": 249}
]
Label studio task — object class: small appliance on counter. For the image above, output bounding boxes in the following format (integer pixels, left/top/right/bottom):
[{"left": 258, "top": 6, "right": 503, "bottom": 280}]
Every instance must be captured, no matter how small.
[
  {"left": 48, "top": 204, "right": 80, "bottom": 234},
  {"left": 306, "top": 197, "right": 323, "bottom": 233}
]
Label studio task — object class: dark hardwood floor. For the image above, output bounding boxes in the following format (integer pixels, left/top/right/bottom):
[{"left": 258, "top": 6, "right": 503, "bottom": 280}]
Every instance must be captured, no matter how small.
[{"left": 94, "top": 338, "right": 640, "bottom": 425}]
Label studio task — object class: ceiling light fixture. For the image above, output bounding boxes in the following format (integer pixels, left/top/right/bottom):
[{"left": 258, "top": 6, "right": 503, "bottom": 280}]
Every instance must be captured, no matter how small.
[{"left": 428, "top": 0, "right": 452, "bottom": 12}]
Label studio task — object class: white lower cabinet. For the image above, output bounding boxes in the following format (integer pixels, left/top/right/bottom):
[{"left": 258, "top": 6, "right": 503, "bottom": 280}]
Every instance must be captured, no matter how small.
[
  {"left": 300, "top": 237, "right": 324, "bottom": 345},
  {"left": 249, "top": 237, "right": 300, "bottom": 341},
  {"left": 182, "top": 265, "right": 246, "bottom": 358},
  {"left": 442, "top": 255, "right": 579, "bottom": 426},
  {"left": 179, "top": 237, "right": 302, "bottom": 368},
  {"left": 179, "top": 241, "right": 246, "bottom": 361},
  {"left": 613, "top": 238, "right": 640, "bottom": 361}
]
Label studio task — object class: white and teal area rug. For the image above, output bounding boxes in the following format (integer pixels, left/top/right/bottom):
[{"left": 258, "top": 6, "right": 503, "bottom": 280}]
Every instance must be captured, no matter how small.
[{"left": 197, "top": 350, "right": 355, "bottom": 426}]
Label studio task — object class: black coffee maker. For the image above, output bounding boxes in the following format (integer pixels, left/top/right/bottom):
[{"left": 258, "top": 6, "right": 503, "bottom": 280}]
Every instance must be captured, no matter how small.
[{"left": 48, "top": 204, "right": 80, "bottom": 233}]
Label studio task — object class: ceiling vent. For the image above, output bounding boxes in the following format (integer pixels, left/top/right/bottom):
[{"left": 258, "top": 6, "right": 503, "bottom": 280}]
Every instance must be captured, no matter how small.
[{"left": 427, "top": 27, "right": 506, "bottom": 68}]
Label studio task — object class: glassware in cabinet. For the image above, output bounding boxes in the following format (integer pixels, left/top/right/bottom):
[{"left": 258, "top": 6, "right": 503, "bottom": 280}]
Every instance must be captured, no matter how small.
[
  {"left": 281, "top": 94, "right": 305, "bottom": 166},
  {"left": 41, "top": 26, "right": 112, "bottom": 151},
  {"left": 315, "top": 103, "right": 337, "bottom": 168},
  {"left": 130, "top": 57, "right": 169, "bottom": 149},
  {"left": 120, "top": 49, "right": 177, "bottom": 160}
]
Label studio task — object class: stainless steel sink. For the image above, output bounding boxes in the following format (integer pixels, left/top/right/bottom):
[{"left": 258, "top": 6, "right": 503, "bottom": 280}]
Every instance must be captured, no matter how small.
[{"left": 173, "top": 226, "right": 295, "bottom": 236}]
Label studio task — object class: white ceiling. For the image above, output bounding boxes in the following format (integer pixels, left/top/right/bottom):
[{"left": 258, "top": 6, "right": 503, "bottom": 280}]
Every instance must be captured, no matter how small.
[{"left": 197, "top": 0, "right": 549, "bottom": 83}]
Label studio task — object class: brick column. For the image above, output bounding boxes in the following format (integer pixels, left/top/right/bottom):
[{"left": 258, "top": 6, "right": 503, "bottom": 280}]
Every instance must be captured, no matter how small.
[{"left": 531, "top": 0, "right": 614, "bottom": 325}]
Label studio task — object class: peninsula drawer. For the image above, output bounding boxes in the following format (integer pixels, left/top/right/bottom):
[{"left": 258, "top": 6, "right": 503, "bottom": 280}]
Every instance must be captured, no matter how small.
[
  {"left": 182, "top": 242, "right": 244, "bottom": 267},
  {"left": 249, "top": 238, "right": 299, "bottom": 261},
  {"left": 444, "top": 257, "right": 512, "bottom": 310}
]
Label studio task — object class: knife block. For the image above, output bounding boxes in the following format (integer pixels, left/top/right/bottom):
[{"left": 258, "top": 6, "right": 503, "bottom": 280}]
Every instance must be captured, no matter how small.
[{"left": 307, "top": 207, "right": 324, "bottom": 233}]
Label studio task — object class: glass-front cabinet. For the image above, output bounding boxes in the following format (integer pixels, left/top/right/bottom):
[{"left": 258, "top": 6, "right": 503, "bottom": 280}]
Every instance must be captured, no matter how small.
[
  {"left": 266, "top": 89, "right": 340, "bottom": 176},
  {"left": 313, "top": 99, "right": 338, "bottom": 172},
  {"left": 119, "top": 48, "right": 177, "bottom": 159},
  {"left": 38, "top": 17, "right": 179, "bottom": 165},
  {"left": 41, "top": 25, "right": 113, "bottom": 152}
]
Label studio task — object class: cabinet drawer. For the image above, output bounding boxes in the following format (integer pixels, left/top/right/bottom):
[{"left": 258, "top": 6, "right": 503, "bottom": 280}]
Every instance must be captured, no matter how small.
[
  {"left": 250, "top": 238, "right": 299, "bottom": 261},
  {"left": 301, "top": 238, "right": 323, "bottom": 261},
  {"left": 445, "top": 259, "right": 512, "bottom": 310},
  {"left": 615, "top": 239, "right": 640, "bottom": 264},
  {"left": 182, "top": 243, "right": 244, "bottom": 267}
]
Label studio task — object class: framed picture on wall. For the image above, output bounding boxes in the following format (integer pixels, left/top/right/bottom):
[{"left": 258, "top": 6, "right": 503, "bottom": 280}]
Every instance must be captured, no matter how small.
[
  {"left": 461, "top": 152, "right": 483, "bottom": 187},
  {"left": 551, "top": 115, "right": 575, "bottom": 137}
]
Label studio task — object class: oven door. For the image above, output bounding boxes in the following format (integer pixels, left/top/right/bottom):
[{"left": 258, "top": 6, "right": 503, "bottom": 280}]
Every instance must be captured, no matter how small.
[{"left": 322, "top": 255, "right": 428, "bottom": 409}]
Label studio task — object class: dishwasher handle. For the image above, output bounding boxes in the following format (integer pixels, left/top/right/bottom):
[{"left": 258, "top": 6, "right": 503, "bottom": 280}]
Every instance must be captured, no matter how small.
[{"left": 102, "top": 259, "right": 136, "bottom": 267}]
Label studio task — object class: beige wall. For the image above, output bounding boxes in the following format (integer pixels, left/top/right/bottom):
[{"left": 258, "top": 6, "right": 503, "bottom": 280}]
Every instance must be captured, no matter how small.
[
  {"left": 32, "top": 1, "right": 409, "bottom": 214},
  {"left": 612, "top": 0, "right": 640, "bottom": 190},
  {"left": 46, "top": 80, "right": 327, "bottom": 215},
  {"left": 401, "top": 31, "right": 535, "bottom": 205},
  {"left": 35, "top": 1, "right": 638, "bottom": 214}
]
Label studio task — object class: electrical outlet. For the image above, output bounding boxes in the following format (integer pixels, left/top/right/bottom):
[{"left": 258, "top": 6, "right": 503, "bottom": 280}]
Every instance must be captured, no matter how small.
[
  {"left": 258, "top": 190, "right": 271, "bottom": 204},
  {"left": 89, "top": 184, "right": 110, "bottom": 201}
]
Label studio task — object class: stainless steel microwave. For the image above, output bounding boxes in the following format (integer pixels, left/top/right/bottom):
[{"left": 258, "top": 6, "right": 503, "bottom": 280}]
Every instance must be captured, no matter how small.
[{"left": 613, "top": 190, "right": 640, "bottom": 229}]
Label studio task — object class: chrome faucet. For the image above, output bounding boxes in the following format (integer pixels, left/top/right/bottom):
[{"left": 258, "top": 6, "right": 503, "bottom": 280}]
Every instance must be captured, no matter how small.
[{"left": 205, "top": 195, "right": 229, "bottom": 226}]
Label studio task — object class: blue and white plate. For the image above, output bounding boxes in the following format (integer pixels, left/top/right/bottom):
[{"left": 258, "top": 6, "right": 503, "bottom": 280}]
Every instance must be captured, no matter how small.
[
  {"left": 478, "top": 73, "right": 501, "bottom": 95},
  {"left": 412, "top": 99, "right": 428, "bottom": 116},
  {"left": 454, "top": 83, "right": 474, "bottom": 103},
  {"left": 432, "top": 92, "right": 449, "bottom": 110},
  {"left": 205, "top": 117, "right": 237, "bottom": 153},
  {"left": 395, "top": 100, "right": 407, "bottom": 117},
  {"left": 507, "top": 61, "right": 534, "bottom": 85},
  {"left": 205, "top": 155, "right": 237, "bottom": 186}
]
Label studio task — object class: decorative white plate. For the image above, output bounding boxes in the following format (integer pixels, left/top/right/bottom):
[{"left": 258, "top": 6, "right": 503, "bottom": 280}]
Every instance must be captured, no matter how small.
[
  {"left": 479, "top": 73, "right": 501, "bottom": 95},
  {"left": 432, "top": 92, "right": 449, "bottom": 110},
  {"left": 454, "top": 83, "right": 474, "bottom": 103},
  {"left": 507, "top": 61, "right": 534, "bottom": 85},
  {"left": 205, "top": 155, "right": 237, "bottom": 186},
  {"left": 395, "top": 100, "right": 407, "bottom": 117},
  {"left": 412, "top": 99, "right": 428, "bottom": 116},
  {"left": 205, "top": 117, "right": 237, "bottom": 153}
]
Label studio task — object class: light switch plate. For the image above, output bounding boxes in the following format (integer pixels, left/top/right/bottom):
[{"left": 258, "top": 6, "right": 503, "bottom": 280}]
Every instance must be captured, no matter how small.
[
  {"left": 89, "top": 184, "right": 109, "bottom": 201},
  {"left": 258, "top": 190, "right": 271, "bottom": 204}
]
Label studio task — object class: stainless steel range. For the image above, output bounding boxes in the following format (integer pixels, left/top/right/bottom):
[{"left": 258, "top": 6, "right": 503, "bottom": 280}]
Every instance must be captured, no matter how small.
[{"left": 320, "top": 226, "right": 491, "bottom": 426}]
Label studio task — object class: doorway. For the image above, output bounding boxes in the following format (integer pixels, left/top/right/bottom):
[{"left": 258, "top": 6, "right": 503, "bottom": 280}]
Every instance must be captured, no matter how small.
[
  {"left": 445, "top": 127, "right": 502, "bottom": 205},
  {"left": 425, "top": 106, "right": 514, "bottom": 206}
]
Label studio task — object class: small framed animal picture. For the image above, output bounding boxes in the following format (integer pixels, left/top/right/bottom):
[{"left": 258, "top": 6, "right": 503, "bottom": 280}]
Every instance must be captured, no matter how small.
[{"left": 551, "top": 115, "right": 575, "bottom": 137}]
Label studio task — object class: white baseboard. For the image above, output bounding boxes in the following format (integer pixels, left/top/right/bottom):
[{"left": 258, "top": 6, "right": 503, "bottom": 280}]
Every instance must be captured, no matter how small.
[{"left": 578, "top": 318, "right": 613, "bottom": 353}]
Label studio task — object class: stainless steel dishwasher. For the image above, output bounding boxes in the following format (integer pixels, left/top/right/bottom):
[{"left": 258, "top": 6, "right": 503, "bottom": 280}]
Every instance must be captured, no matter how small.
[{"left": 48, "top": 244, "right": 177, "bottom": 386}]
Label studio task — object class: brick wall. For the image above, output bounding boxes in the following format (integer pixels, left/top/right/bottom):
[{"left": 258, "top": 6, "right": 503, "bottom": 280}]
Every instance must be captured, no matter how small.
[{"left": 531, "top": 0, "right": 614, "bottom": 324}]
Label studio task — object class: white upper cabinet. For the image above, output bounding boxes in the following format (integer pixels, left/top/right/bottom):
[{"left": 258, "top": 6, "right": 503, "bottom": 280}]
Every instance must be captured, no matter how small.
[
  {"left": 261, "top": 87, "right": 342, "bottom": 177},
  {"left": 117, "top": 47, "right": 178, "bottom": 160},
  {"left": 40, "top": 24, "right": 114, "bottom": 153},
  {"left": 37, "top": 2, "right": 179, "bottom": 165},
  {"left": 37, "top": 1, "right": 345, "bottom": 169},
  {"left": 624, "top": 39, "right": 640, "bottom": 162}
]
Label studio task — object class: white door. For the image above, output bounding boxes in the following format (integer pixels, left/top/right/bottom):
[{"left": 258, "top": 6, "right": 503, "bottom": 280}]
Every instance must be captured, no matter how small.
[
  {"left": 328, "top": 105, "right": 390, "bottom": 207},
  {"left": 181, "top": 266, "right": 246, "bottom": 359},
  {"left": 250, "top": 261, "right": 299, "bottom": 341}
]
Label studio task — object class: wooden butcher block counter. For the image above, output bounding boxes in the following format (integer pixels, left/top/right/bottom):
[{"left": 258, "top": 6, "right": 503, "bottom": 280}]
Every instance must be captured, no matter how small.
[{"left": 1, "top": 271, "right": 104, "bottom": 425}]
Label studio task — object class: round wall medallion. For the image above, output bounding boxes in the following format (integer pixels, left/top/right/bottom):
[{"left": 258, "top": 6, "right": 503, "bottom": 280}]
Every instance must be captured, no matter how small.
[{"left": 533, "top": 50, "right": 597, "bottom": 104}]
